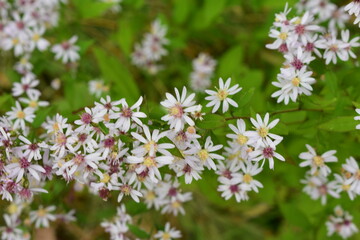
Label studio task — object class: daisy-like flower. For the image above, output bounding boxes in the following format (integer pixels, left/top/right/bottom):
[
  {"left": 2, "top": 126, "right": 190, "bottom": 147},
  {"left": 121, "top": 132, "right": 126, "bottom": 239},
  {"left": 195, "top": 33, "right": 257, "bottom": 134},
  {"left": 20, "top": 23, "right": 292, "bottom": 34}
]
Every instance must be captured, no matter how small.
[
  {"left": 185, "top": 137, "right": 224, "bottom": 170},
  {"left": 250, "top": 144, "right": 285, "bottom": 169},
  {"left": 18, "top": 135, "right": 47, "bottom": 161},
  {"left": 0, "top": 214, "right": 23, "bottom": 240},
  {"left": 205, "top": 77, "right": 242, "bottom": 113},
  {"left": 74, "top": 107, "right": 106, "bottom": 132},
  {"left": 6, "top": 101, "right": 35, "bottom": 131},
  {"left": 326, "top": 205, "right": 358, "bottom": 239},
  {"left": 19, "top": 92, "right": 49, "bottom": 110},
  {"left": 60, "top": 152, "right": 103, "bottom": 176},
  {"left": 299, "top": 144, "right": 337, "bottom": 177},
  {"left": 290, "top": 11, "right": 322, "bottom": 45},
  {"left": 240, "top": 162, "right": 263, "bottom": 192},
  {"left": 27, "top": 26, "right": 50, "bottom": 52},
  {"left": 29, "top": 205, "right": 56, "bottom": 228},
  {"left": 5, "top": 155, "right": 46, "bottom": 183},
  {"left": 300, "top": 172, "right": 339, "bottom": 205},
  {"left": 110, "top": 96, "right": 147, "bottom": 132},
  {"left": 245, "top": 113, "right": 283, "bottom": 148},
  {"left": 160, "top": 87, "right": 198, "bottom": 131},
  {"left": 342, "top": 157, "right": 360, "bottom": 194},
  {"left": 89, "top": 79, "right": 109, "bottom": 98},
  {"left": 217, "top": 175, "right": 251, "bottom": 202},
  {"left": 226, "top": 119, "right": 250, "bottom": 147},
  {"left": 51, "top": 35, "right": 80, "bottom": 63},
  {"left": 154, "top": 222, "right": 182, "bottom": 240},
  {"left": 131, "top": 125, "right": 174, "bottom": 157},
  {"left": 12, "top": 74, "right": 40, "bottom": 97},
  {"left": 115, "top": 176, "right": 142, "bottom": 203},
  {"left": 272, "top": 66, "right": 315, "bottom": 104}
]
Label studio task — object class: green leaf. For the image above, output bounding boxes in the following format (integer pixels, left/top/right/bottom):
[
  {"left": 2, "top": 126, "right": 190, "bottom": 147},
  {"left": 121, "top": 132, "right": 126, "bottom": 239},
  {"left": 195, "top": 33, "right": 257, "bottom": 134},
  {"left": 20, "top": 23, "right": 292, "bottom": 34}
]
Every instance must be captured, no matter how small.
[
  {"left": 93, "top": 47, "right": 140, "bottom": 102},
  {"left": 173, "top": 0, "right": 194, "bottom": 24},
  {"left": 128, "top": 224, "right": 150, "bottom": 239},
  {"left": 218, "top": 45, "right": 244, "bottom": 77},
  {"left": 318, "top": 116, "right": 357, "bottom": 132},
  {"left": 280, "top": 203, "right": 311, "bottom": 229},
  {"left": 236, "top": 88, "right": 255, "bottom": 109},
  {"left": 73, "top": 0, "right": 112, "bottom": 18},
  {"left": 197, "top": 114, "right": 226, "bottom": 129},
  {"left": 324, "top": 72, "right": 338, "bottom": 97}
]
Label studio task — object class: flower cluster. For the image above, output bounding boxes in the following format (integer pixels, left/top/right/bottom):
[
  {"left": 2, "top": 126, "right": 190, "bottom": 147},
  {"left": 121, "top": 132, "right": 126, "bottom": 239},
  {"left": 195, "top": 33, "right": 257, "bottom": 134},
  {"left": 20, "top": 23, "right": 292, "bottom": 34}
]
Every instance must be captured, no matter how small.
[
  {"left": 267, "top": 1, "right": 359, "bottom": 104},
  {"left": 326, "top": 205, "right": 358, "bottom": 239},
  {"left": 0, "top": 199, "right": 75, "bottom": 240},
  {"left": 216, "top": 113, "right": 284, "bottom": 202},
  {"left": 101, "top": 204, "right": 132, "bottom": 240},
  {"left": 300, "top": 145, "right": 360, "bottom": 204},
  {"left": 0, "top": 0, "right": 79, "bottom": 66},
  {"left": 189, "top": 53, "right": 217, "bottom": 92},
  {"left": 131, "top": 19, "right": 168, "bottom": 74}
]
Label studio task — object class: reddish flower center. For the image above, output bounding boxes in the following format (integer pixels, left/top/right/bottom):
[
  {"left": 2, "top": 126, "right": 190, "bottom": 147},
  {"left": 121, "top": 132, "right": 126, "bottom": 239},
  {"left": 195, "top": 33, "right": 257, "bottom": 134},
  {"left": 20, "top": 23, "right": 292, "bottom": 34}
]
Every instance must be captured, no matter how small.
[
  {"left": 20, "top": 157, "right": 30, "bottom": 169},
  {"left": 262, "top": 147, "right": 274, "bottom": 158},
  {"left": 230, "top": 184, "right": 239, "bottom": 193},
  {"left": 104, "top": 137, "right": 115, "bottom": 148},
  {"left": 81, "top": 113, "right": 92, "bottom": 124},
  {"left": 291, "top": 58, "right": 303, "bottom": 70},
  {"left": 295, "top": 24, "right": 305, "bottom": 35},
  {"left": 168, "top": 187, "right": 177, "bottom": 197}
]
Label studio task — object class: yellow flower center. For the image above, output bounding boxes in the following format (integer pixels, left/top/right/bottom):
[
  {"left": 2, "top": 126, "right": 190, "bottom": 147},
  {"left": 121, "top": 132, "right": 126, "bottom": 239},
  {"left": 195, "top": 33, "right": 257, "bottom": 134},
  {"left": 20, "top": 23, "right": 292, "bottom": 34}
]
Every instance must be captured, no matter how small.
[
  {"left": 243, "top": 174, "right": 253, "bottom": 184},
  {"left": 20, "top": 57, "right": 28, "bottom": 65},
  {"left": 171, "top": 200, "right": 181, "bottom": 209},
  {"left": 294, "top": 17, "right": 302, "bottom": 25},
  {"left": 237, "top": 134, "right": 248, "bottom": 145},
  {"left": 29, "top": 100, "right": 38, "bottom": 108},
  {"left": 32, "top": 34, "right": 40, "bottom": 41},
  {"left": 37, "top": 208, "right": 47, "bottom": 217},
  {"left": 12, "top": 38, "right": 19, "bottom": 45},
  {"left": 16, "top": 111, "right": 25, "bottom": 119},
  {"left": 258, "top": 127, "right": 268, "bottom": 138},
  {"left": 342, "top": 184, "right": 350, "bottom": 191},
  {"left": 291, "top": 77, "right": 300, "bottom": 87},
  {"left": 144, "top": 140, "right": 157, "bottom": 153},
  {"left": 143, "top": 156, "right": 156, "bottom": 167},
  {"left": 279, "top": 32, "right": 288, "bottom": 40},
  {"left": 217, "top": 89, "right": 229, "bottom": 100},
  {"left": 53, "top": 123, "right": 60, "bottom": 132},
  {"left": 169, "top": 105, "right": 182, "bottom": 117},
  {"left": 198, "top": 149, "right": 209, "bottom": 161},
  {"left": 162, "top": 233, "right": 171, "bottom": 240},
  {"left": 101, "top": 173, "right": 110, "bottom": 183},
  {"left": 103, "top": 113, "right": 110, "bottom": 122},
  {"left": 7, "top": 204, "right": 18, "bottom": 215},
  {"left": 187, "top": 126, "right": 196, "bottom": 134},
  {"left": 313, "top": 156, "right": 324, "bottom": 166},
  {"left": 145, "top": 191, "right": 156, "bottom": 201}
]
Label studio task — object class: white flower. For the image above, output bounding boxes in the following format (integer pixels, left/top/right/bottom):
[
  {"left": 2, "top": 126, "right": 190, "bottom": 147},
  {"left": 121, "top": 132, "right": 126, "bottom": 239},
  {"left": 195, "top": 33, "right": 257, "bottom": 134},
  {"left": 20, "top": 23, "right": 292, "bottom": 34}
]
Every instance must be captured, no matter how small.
[
  {"left": 342, "top": 157, "right": 360, "bottom": 194},
  {"left": 205, "top": 77, "right": 242, "bottom": 113},
  {"left": 326, "top": 205, "right": 358, "bottom": 239},
  {"left": 154, "top": 222, "right": 182, "bottom": 240},
  {"left": 250, "top": 144, "right": 285, "bottom": 169},
  {"left": 217, "top": 175, "right": 251, "bottom": 202},
  {"left": 160, "top": 87, "right": 198, "bottom": 131},
  {"left": 240, "top": 162, "right": 263, "bottom": 192},
  {"left": 12, "top": 74, "right": 40, "bottom": 97},
  {"left": 272, "top": 66, "right": 315, "bottom": 104},
  {"left": 115, "top": 177, "right": 142, "bottom": 203},
  {"left": 226, "top": 119, "right": 250, "bottom": 147},
  {"left": 299, "top": 144, "right": 337, "bottom": 177},
  {"left": 6, "top": 101, "right": 35, "bottom": 131},
  {"left": 110, "top": 96, "right": 147, "bottom": 132},
  {"left": 30, "top": 205, "right": 56, "bottom": 228},
  {"left": 6, "top": 155, "right": 46, "bottom": 183},
  {"left": 185, "top": 136, "right": 224, "bottom": 170},
  {"left": 60, "top": 152, "right": 103, "bottom": 176},
  {"left": 245, "top": 113, "right": 283, "bottom": 148},
  {"left": 51, "top": 35, "right": 80, "bottom": 63}
]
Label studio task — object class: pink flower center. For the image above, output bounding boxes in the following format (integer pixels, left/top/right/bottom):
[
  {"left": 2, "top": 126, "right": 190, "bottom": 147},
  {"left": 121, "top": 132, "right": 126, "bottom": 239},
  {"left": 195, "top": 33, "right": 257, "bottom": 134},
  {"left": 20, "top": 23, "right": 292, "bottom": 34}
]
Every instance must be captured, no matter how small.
[
  {"left": 262, "top": 147, "right": 274, "bottom": 158},
  {"left": 81, "top": 113, "right": 92, "bottom": 124},
  {"left": 230, "top": 184, "right": 239, "bottom": 193},
  {"left": 20, "top": 157, "right": 30, "bottom": 169},
  {"left": 295, "top": 24, "right": 305, "bottom": 35},
  {"left": 291, "top": 58, "right": 303, "bottom": 70},
  {"left": 104, "top": 137, "right": 115, "bottom": 148},
  {"left": 121, "top": 107, "right": 132, "bottom": 118},
  {"left": 29, "top": 143, "right": 38, "bottom": 151},
  {"left": 168, "top": 187, "right": 177, "bottom": 197}
]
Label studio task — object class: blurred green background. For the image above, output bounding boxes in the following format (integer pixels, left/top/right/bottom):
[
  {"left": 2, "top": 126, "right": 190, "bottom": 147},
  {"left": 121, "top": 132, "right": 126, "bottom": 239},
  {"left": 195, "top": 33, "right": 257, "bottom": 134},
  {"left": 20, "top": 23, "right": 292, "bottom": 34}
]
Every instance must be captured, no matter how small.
[{"left": 2, "top": 0, "right": 360, "bottom": 239}]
